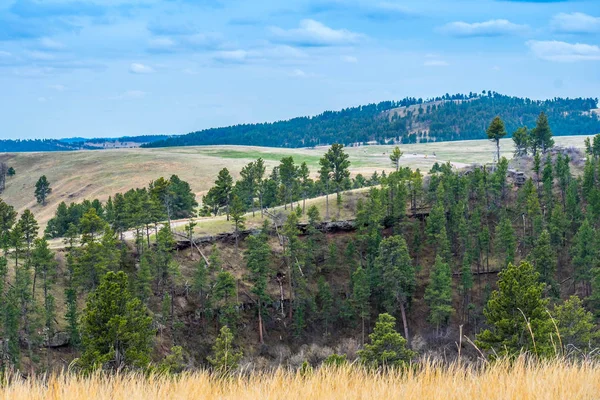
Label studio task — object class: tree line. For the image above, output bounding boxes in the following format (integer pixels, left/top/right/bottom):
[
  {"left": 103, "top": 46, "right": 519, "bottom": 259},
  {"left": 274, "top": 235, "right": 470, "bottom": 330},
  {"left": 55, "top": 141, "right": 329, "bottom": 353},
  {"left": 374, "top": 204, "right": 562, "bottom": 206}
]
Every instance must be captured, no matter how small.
[
  {"left": 1, "top": 133, "right": 600, "bottom": 374},
  {"left": 144, "top": 92, "right": 599, "bottom": 149}
]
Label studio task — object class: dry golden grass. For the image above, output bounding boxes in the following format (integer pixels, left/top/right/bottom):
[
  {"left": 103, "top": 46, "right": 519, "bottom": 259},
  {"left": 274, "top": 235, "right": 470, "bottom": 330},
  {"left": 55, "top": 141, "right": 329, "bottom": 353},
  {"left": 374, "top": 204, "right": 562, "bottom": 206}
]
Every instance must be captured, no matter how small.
[{"left": 2, "top": 358, "right": 599, "bottom": 400}]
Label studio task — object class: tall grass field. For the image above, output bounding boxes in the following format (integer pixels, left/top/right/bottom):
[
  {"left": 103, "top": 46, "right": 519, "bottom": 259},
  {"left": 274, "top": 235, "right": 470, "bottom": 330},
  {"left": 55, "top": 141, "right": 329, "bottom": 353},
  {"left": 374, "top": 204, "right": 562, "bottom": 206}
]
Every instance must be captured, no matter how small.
[{"left": 2, "top": 358, "right": 599, "bottom": 400}]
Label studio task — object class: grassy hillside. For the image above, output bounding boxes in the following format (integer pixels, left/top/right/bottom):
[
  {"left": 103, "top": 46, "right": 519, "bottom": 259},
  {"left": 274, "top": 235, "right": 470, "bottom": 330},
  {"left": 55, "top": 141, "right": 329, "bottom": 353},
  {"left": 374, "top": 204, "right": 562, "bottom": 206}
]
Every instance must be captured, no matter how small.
[{"left": 0, "top": 136, "right": 590, "bottom": 229}]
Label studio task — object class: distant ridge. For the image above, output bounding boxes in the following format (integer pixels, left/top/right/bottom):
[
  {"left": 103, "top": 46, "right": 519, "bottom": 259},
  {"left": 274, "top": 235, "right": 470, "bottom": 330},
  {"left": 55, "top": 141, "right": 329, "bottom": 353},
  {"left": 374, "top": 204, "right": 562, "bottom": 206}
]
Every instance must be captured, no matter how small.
[{"left": 143, "top": 91, "right": 600, "bottom": 149}]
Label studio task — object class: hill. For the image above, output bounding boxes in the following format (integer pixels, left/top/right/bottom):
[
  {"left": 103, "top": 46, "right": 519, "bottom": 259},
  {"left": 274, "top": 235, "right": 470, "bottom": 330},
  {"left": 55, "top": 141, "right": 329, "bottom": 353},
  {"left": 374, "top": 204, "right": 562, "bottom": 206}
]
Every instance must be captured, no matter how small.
[
  {"left": 0, "top": 136, "right": 589, "bottom": 230},
  {"left": 0, "top": 135, "right": 171, "bottom": 153},
  {"left": 144, "top": 92, "right": 600, "bottom": 148}
]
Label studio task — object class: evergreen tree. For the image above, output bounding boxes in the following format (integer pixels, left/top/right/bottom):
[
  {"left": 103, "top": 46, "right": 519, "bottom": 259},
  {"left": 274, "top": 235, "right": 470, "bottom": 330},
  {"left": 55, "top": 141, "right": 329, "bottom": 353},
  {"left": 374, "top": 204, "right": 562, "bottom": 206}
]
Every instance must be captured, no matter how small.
[
  {"left": 213, "top": 271, "right": 238, "bottom": 329},
  {"left": 316, "top": 276, "right": 333, "bottom": 336},
  {"left": 79, "top": 271, "right": 154, "bottom": 371},
  {"left": 245, "top": 223, "right": 271, "bottom": 344},
  {"left": 552, "top": 296, "right": 599, "bottom": 351},
  {"left": 375, "top": 235, "right": 415, "bottom": 341},
  {"left": 352, "top": 264, "right": 371, "bottom": 344},
  {"left": 495, "top": 215, "right": 516, "bottom": 267},
  {"left": 486, "top": 116, "right": 507, "bottom": 162},
  {"left": 207, "top": 325, "right": 243, "bottom": 375},
  {"left": 325, "top": 144, "right": 350, "bottom": 218},
  {"left": 136, "top": 254, "right": 153, "bottom": 303},
  {"left": 424, "top": 256, "right": 454, "bottom": 336},
  {"left": 34, "top": 175, "right": 52, "bottom": 205},
  {"left": 528, "top": 230, "right": 559, "bottom": 297},
  {"left": 476, "top": 261, "right": 554, "bottom": 358},
  {"left": 571, "top": 219, "right": 596, "bottom": 297},
  {"left": 318, "top": 155, "right": 332, "bottom": 219},
  {"left": 31, "top": 238, "right": 57, "bottom": 336},
  {"left": 532, "top": 112, "right": 554, "bottom": 154},
  {"left": 389, "top": 146, "right": 403, "bottom": 172},
  {"left": 512, "top": 126, "right": 529, "bottom": 157},
  {"left": 229, "top": 194, "right": 246, "bottom": 250},
  {"left": 357, "top": 313, "right": 416, "bottom": 368},
  {"left": 459, "top": 253, "right": 474, "bottom": 323}
]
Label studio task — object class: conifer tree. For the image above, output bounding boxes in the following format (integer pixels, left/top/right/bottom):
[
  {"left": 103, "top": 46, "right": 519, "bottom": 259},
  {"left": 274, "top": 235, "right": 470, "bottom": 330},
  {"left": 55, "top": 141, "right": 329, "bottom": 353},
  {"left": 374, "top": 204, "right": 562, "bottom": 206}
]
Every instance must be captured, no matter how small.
[
  {"left": 229, "top": 194, "right": 246, "bottom": 250},
  {"left": 495, "top": 215, "right": 516, "bottom": 267},
  {"left": 459, "top": 253, "right": 474, "bottom": 323},
  {"left": 325, "top": 144, "right": 350, "bottom": 218},
  {"left": 424, "top": 256, "right": 454, "bottom": 336},
  {"left": 213, "top": 271, "right": 238, "bottom": 329},
  {"left": 352, "top": 264, "right": 371, "bottom": 344},
  {"left": 512, "top": 126, "right": 529, "bottom": 157},
  {"left": 389, "top": 146, "right": 403, "bottom": 172},
  {"left": 531, "top": 112, "right": 554, "bottom": 154},
  {"left": 486, "top": 116, "right": 507, "bottom": 162},
  {"left": 571, "top": 219, "right": 596, "bottom": 297},
  {"left": 375, "top": 235, "right": 415, "bottom": 341},
  {"left": 357, "top": 313, "right": 415, "bottom": 368},
  {"left": 552, "top": 296, "right": 599, "bottom": 351},
  {"left": 476, "top": 261, "right": 554, "bottom": 358},
  {"left": 316, "top": 276, "right": 333, "bottom": 336},
  {"left": 529, "top": 230, "right": 559, "bottom": 297},
  {"left": 34, "top": 175, "right": 52, "bottom": 205},
  {"left": 79, "top": 271, "right": 154, "bottom": 371},
  {"left": 208, "top": 325, "right": 243, "bottom": 375},
  {"left": 245, "top": 222, "right": 271, "bottom": 344}
]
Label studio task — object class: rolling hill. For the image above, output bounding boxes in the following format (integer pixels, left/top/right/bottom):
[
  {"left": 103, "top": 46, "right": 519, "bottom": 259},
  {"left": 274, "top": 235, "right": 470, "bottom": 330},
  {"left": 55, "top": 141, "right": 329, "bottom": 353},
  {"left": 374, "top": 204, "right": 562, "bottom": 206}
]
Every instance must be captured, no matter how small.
[{"left": 144, "top": 92, "right": 600, "bottom": 149}]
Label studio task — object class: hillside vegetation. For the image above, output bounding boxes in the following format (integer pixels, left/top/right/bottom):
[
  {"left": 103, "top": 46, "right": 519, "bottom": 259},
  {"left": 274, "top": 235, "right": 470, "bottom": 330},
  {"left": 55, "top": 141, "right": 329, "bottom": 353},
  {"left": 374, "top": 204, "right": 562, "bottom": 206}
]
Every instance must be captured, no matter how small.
[
  {"left": 145, "top": 92, "right": 600, "bottom": 148},
  {"left": 0, "top": 136, "right": 589, "bottom": 229}
]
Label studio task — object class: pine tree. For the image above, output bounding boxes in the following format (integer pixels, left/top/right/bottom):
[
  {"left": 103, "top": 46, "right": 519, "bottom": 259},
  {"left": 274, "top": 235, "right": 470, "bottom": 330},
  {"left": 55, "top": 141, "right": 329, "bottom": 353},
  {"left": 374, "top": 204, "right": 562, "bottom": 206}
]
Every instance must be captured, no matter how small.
[
  {"left": 529, "top": 230, "right": 559, "bottom": 297},
  {"left": 495, "top": 215, "right": 516, "bottom": 267},
  {"left": 571, "top": 219, "right": 596, "bottom": 297},
  {"left": 79, "top": 271, "right": 154, "bottom": 371},
  {"left": 316, "top": 276, "right": 333, "bottom": 336},
  {"left": 389, "top": 146, "right": 403, "bottom": 172},
  {"left": 459, "top": 253, "right": 474, "bottom": 323},
  {"left": 213, "top": 271, "right": 238, "bottom": 329},
  {"left": 325, "top": 144, "right": 350, "bottom": 218},
  {"left": 486, "top": 116, "right": 507, "bottom": 162},
  {"left": 476, "top": 261, "right": 554, "bottom": 358},
  {"left": 375, "top": 235, "right": 415, "bottom": 341},
  {"left": 531, "top": 112, "right": 554, "bottom": 154},
  {"left": 318, "top": 155, "right": 332, "bottom": 220},
  {"left": 207, "top": 325, "right": 243, "bottom": 375},
  {"left": 136, "top": 254, "right": 153, "bottom": 303},
  {"left": 512, "top": 126, "right": 529, "bottom": 157},
  {"left": 424, "top": 256, "right": 454, "bottom": 336},
  {"left": 229, "top": 194, "right": 246, "bottom": 250},
  {"left": 357, "top": 313, "right": 416, "bottom": 368},
  {"left": 245, "top": 223, "right": 271, "bottom": 344},
  {"left": 352, "top": 264, "right": 371, "bottom": 344},
  {"left": 552, "top": 296, "right": 599, "bottom": 351},
  {"left": 31, "top": 238, "right": 58, "bottom": 336},
  {"left": 34, "top": 175, "right": 52, "bottom": 205}
]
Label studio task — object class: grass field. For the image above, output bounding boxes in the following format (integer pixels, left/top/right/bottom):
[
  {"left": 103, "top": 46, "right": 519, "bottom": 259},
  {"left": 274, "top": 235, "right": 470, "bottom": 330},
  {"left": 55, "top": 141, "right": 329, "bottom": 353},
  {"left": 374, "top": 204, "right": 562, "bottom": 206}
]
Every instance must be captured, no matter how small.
[
  {"left": 2, "top": 358, "right": 598, "bottom": 400},
  {"left": 0, "top": 136, "right": 591, "bottom": 229}
]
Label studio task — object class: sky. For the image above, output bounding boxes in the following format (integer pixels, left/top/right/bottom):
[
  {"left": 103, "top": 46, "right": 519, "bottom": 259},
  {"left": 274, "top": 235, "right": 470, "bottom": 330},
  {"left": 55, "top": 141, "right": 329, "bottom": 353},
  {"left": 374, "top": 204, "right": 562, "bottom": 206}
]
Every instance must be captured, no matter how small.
[{"left": 0, "top": 0, "right": 599, "bottom": 140}]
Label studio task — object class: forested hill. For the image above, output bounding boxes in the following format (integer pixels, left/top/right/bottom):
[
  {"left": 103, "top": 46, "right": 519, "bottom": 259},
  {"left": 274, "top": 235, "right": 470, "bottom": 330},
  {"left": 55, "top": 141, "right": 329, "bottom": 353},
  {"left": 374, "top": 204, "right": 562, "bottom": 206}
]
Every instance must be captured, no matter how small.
[{"left": 143, "top": 92, "right": 600, "bottom": 149}]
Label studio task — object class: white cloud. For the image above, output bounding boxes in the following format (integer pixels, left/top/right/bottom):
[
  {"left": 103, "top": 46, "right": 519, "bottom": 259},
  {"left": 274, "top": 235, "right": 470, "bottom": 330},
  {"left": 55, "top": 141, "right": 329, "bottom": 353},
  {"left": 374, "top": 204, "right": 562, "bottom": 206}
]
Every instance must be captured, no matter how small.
[
  {"left": 129, "top": 63, "right": 154, "bottom": 74},
  {"left": 212, "top": 50, "right": 249, "bottom": 64},
  {"left": 147, "top": 33, "right": 226, "bottom": 53},
  {"left": 551, "top": 12, "right": 600, "bottom": 34},
  {"left": 341, "top": 55, "right": 358, "bottom": 63},
  {"left": 113, "top": 90, "right": 147, "bottom": 100},
  {"left": 212, "top": 45, "right": 307, "bottom": 65},
  {"left": 526, "top": 40, "right": 600, "bottom": 62},
  {"left": 424, "top": 60, "right": 449, "bottom": 67},
  {"left": 25, "top": 50, "right": 56, "bottom": 61},
  {"left": 439, "top": 19, "right": 529, "bottom": 37},
  {"left": 0, "top": 51, "right": 12, "bottom": 58},
  {"left": 38, "top": 37, "right": 66, "bottom": 50},
  {"left": 48, "top": 84, "right": 66, "bottom": 91},
  {"left": 270, "top": 19, "right": 363, "bottom": 46},
  {"left": 290, "top": 69, "right": 307, "bottom": 77}
]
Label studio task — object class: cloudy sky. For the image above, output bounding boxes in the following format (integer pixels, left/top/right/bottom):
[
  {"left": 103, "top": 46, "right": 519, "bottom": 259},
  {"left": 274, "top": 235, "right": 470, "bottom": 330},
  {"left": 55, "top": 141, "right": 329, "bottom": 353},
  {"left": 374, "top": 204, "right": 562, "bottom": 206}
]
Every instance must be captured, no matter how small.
[{"left": 0, "top": 0, "right": 599, "bottom": 139}]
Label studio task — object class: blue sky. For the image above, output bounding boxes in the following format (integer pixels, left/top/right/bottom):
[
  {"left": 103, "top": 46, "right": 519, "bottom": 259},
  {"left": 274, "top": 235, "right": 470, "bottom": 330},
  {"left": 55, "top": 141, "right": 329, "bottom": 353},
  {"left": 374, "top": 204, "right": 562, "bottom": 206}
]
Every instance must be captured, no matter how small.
[{"left": 0, "top": 0, "right": 599, "bottom": 140}]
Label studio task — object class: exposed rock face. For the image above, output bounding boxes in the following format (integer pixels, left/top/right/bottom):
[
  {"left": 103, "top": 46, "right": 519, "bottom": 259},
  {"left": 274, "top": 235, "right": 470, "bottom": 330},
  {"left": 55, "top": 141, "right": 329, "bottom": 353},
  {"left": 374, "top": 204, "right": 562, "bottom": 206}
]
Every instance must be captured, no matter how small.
[{"left": 46, "top": 332, "right": 70, "bottom": 348}]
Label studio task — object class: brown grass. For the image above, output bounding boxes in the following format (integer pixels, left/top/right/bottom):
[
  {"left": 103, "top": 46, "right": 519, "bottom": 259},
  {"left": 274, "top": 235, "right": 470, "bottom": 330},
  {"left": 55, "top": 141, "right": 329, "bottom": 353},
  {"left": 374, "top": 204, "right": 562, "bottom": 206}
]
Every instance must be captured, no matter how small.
[
  {"left": 2, "top": 358, "right": 598, "bottom": 399},
  {"left": 0, "top": 136, "right": 591, "bottom": 230}
]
